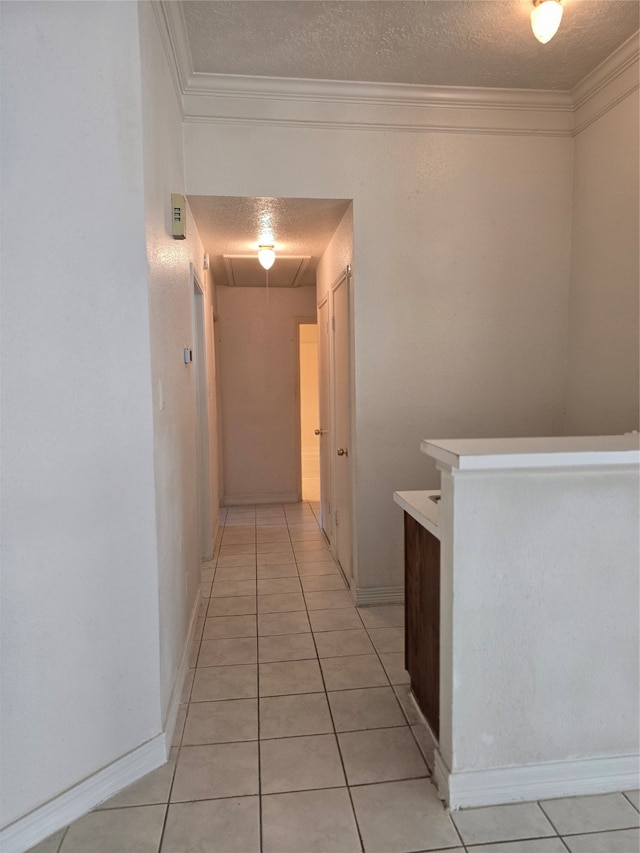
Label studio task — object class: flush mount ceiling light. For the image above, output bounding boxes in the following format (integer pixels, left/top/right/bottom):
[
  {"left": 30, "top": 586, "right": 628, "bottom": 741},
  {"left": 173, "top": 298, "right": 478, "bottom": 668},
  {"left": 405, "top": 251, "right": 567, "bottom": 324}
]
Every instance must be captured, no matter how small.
[
  {"left": 257, "top": 245, "right": 276, "bottom": 270},
  {"left": 531, "top": 0, "right": 563, "bottom": 44}
]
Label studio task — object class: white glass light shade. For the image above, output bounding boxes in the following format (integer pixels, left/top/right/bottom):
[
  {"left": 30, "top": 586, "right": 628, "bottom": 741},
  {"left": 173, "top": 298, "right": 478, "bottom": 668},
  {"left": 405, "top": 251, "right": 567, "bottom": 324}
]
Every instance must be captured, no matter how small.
[
  {"left": 531, "top": 0, "right": 563, "bottom": 44},
  {"left": 258, "top": 246, "right": 276, "bottom": 270}
]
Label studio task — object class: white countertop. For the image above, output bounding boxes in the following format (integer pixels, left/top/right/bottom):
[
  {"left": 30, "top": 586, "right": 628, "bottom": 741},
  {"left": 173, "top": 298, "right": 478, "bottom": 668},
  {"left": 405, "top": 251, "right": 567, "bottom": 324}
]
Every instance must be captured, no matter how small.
[
  {"left": 393, "top": 490, "right": 441, "bottom": 539},
  {"left": 421, "top": 434, "right": 640, "bottom": 471}
]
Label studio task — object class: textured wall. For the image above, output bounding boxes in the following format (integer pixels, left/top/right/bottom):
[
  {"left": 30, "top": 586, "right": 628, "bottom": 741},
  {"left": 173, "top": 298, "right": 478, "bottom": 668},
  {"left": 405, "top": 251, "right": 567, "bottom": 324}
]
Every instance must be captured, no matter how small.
[
  {"left": 564, "top": 90, "right": 640, "bottom": 435},
  {"left": 217, "top": 285, "right": 317, "bottom": 504},
  {"left": 185, "top": 123, "right": 573, "bottom": 594},
  {"left": 0, "top": 1, "right": 160, "bottom": 826},
  {"left": 139, "top": 2, "right": 218, "bottom": 722},
  {"left": 444, "top": 466, "right": 639, "bottom": 773}
]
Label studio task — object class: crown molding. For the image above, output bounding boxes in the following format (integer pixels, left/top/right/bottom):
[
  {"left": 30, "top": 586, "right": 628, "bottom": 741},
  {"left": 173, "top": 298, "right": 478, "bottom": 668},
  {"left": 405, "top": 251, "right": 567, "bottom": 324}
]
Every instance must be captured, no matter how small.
[
  {"left": 572, "top": 30, "right": 639, "bottom": 110},
  {"left": 157, "top": 1, "right": 637, "bottom": 137},
  {"left": 572, "top": 31, "right": 639, "bottom": 136}
]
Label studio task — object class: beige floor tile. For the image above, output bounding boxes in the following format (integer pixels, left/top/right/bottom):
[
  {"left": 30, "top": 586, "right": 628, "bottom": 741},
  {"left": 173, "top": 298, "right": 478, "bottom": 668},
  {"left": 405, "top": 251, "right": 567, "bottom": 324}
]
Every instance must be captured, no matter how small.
[
  {"left": 161, "top": 798, "right": 260, "bottom": 853},
  {"left": 256, "top": 520, "right": 288, "bottom": 529},
  {"left": 218, "top": 543, "right": 257, "bottom": 556},
  {"left": 220, "top": 532, "right": 255, "bottom": 545},
  {"left": 207, "top": 595, "right": 256, "bottom": 617},
  {"left": 257, "top": 577, "right": 302, "bottom": 595},
  {"left": 26, "top": 829, "right": 67, "bottom": 853},
  {"left": 98, "top": 759, "right": 175, "bottom": 809},
  {"left": 58, "top": 805, "right": 165, "bottom": 853},
  {"left": 197, "top": 637, "right": 257, "bottom": 667},
  {"left": 338, "top": 726, "right": 428, "bottom": 785},
  {"left": 367, "top": 626, "right": 405, "bottom": 654},
  {"left": 211, "top": 579, "right": 256, "bottom": 598},
  {"left": 257, "top": 542, "right": 293, "bottom": 554},
  {"left": 262, "top": 788, "right": 361, "bottom": 853},
  {"left": 191, "top": 664, "right": 257, "bottom": 701},
  {"left": 320, "top": 654, "right": 389, "bottom": 690},
  {"left": 258, "top": 593, "right": 306, "bottom": 613},
  {"left": 452, "top": 802, "right": 556, "bottom": 845},
  {"left": 292, "top": 539, "right": 330, "bottom": 553},
  {"left": 562, "top": 828, "right": 640, "bottom": 853},
  {"left": 201, "top": 568, "right": 214, "bottom": 585},
  {"left": 309, "top": 608, "right": 364, "bottom": 632},
  {"left": 257, "top": 530, "right": 290, "bottom": 543},
  {"left": 379, "top": 652, "right": 410, "bottom": 685},
  {"left": 314, "top": 629, "right": 375, "bottom": 658},
  {"left": 358, "top": 605, "right": 405, "bottom": 629},
  {"left": 171, "top": 742, "right": 258, "bottom": 801},
  {"left": 259, "top": 658, "right": 324, "bottom": 696},
  {"left": 182, "top": 698, "right": 258, "bottom": 745},
  {"left": 216, "top": 554, "right": 256, "bottom": 568},
  {"left": 258, "top": 632, "right": 317, "bottom": 663},
  {"left": 258, "top": 610, "right": 311, "bottom": 636},
  {"left": 301, "top": 573, "right": 347, "bottom": 592},
  {"left": 259, "top": 693, "right": 333, "bottom": 739},
  {"left": 469, "top": 840, "right": 569, "bottom": 853},
  {"left": 260, "top": 733, "right": 345, "bottom": 793},
  {"left": 213, "top": 565, "right": 257, "bottom": 581},
  {"left": 257, "top": 552, "right": 296, "bottom": 566},
  {"left": 351, "top": 778, "right": 460, "bottom": 852},
  {"left": 289, "top": 531, "right": 327, "bottom": 542},
  {"left": 305, "top": 590, "right": 354, "bottom": 610},
  {"left": 257, "top": 563, "right": 300, "bottom": 579},
  {"left": 328, "top": 686, "right": 406, "bottom": 732},
  {"left": 297, "top": 561, "right": 341, "bottom": 576},
  {"left": 202, "top": 614, "right": 257, "bottom": 640},
  {"left": 294, "top": 549, "right": 335, "bottom": 563},
  {"left": 540, "top": 793, "right": 639, "bottom": 835}
]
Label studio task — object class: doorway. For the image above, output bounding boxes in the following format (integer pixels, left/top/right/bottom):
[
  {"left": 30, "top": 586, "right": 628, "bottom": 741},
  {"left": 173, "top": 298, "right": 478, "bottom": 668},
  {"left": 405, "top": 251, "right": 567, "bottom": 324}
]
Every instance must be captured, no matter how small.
[{"left": 298, "top": 322, "right": 320, "bottom": 502}]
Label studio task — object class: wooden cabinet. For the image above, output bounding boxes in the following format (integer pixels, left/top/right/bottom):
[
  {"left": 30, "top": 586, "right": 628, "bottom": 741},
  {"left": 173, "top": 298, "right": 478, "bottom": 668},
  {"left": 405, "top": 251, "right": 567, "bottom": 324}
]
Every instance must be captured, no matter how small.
[{"left": 404, "top": 512, "right": 440, "bottom": 738}]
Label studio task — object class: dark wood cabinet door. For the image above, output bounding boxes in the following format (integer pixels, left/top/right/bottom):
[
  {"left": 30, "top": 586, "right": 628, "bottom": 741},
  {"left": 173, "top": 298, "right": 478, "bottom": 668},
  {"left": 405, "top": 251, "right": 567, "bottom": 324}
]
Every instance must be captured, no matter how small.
[{"left": 404, "top": 513, "right": 440, "bottom": 738}]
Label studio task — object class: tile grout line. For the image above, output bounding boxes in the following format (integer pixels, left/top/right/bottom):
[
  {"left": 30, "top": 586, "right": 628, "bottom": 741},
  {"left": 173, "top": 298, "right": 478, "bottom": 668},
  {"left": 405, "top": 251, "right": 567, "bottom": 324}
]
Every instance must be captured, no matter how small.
[{"left": 296, "top": 505, "right": 366, "bottom": 853}]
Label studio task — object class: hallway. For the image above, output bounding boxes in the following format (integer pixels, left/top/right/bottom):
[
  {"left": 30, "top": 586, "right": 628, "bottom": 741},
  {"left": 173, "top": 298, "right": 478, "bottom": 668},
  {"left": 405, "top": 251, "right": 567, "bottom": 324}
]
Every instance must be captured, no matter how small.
[{"left": 30, "top": 502, "right": 639, "bottom": 853}]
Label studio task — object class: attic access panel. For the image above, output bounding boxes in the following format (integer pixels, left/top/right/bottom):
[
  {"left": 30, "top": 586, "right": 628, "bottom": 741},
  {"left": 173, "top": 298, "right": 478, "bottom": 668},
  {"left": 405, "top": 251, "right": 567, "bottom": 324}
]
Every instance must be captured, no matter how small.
[{"left": 223, "top": 255, "right": 311, "bottom": 288}]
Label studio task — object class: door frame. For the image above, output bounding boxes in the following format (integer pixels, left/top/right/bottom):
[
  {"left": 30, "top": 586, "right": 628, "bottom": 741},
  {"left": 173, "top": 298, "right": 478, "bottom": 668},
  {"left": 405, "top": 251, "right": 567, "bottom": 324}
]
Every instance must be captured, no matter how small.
[{"left": 191, "top": 263, "right": 213, "bottom": 560}]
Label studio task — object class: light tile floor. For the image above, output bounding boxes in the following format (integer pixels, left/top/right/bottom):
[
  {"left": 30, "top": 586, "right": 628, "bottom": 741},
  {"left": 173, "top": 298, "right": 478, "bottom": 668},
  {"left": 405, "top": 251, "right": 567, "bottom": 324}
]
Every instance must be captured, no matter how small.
[{"left": 30, "top": 502, "right": 640, "bottom": 853}]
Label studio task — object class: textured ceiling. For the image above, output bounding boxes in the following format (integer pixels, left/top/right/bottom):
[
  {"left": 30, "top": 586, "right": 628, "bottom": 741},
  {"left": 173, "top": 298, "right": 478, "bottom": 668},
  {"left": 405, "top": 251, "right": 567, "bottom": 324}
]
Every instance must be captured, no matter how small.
[
  {"left": 183, "top": 0, "right": 639, "bottom": 91},
  {"left": 188, "top": 196, "right": 351, "bottom": 287}
]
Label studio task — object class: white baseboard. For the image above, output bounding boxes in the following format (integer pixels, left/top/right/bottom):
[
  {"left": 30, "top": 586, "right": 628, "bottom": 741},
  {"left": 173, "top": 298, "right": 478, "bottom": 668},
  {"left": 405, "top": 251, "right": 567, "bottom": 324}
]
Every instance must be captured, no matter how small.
[
  {"left": 434, "top": 750, "right": 640, "bottom": 810},
  {"left": 353, "top": 585, "right": 404, "bottom": 606},
  {"left": 1, "top": 591, "right": 202, "bottom": 853},
  {"left": 0, "top": 736, "right": 166, "bottom": 853},
  {"left": 222, "top": 491, "right": 299, "bottom": 506}
]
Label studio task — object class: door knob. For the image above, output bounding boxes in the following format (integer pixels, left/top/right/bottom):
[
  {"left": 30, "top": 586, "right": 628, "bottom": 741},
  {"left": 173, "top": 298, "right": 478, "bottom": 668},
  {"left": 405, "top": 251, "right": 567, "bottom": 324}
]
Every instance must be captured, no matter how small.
[
  {"left": 337, "top": 448, "right": 348, "bottom": 456},
  {"left": 314, "top": 429, "right": 326, "bottom": 436}
]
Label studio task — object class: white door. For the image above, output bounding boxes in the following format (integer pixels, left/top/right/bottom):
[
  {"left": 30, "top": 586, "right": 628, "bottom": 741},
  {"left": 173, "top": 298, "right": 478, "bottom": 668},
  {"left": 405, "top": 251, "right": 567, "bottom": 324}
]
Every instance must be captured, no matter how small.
[
  {"left": 332, "top": 269, "right": 352, "bottom": 581},
  {"left": 317, "top": 298, "right": 332, "bottom": 539}
]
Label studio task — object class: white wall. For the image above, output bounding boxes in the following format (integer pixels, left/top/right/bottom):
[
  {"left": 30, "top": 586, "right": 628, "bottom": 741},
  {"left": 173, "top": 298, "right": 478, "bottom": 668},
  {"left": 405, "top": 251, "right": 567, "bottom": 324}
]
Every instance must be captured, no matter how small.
[
  {"left": 217, "top": 285, "right": 317, "bottom": 503},
  {"left": 0, "top": 1, "right": 161, "bottom": 828},
  {"left": 139, "top": 1, "right": 218, "bottom": 722},
  {"left": 185, "top": 123, "right": 573, "bottom": 593},
  {"left": 564, "top": 89, "right": 640, "bottom": 435},
  {"left": 443, "top": 465, "right": 639, "bottom": 779}
]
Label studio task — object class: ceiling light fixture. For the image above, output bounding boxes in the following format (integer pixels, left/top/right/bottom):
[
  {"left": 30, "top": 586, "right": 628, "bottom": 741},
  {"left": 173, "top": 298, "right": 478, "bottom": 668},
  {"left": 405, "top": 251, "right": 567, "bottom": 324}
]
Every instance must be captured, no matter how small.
[
  {"left": 531, "top": 0, "right": 563, "bottom": 44},
  {"left": 257, "top": 245, "right": 276, "bottom": 270}
]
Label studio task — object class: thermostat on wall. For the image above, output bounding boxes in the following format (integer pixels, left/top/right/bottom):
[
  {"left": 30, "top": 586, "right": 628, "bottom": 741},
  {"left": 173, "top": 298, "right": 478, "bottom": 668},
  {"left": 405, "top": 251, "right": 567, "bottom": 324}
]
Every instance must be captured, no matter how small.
[{"left": 172, "top": 193, "right": 186, "bottom": 240}]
